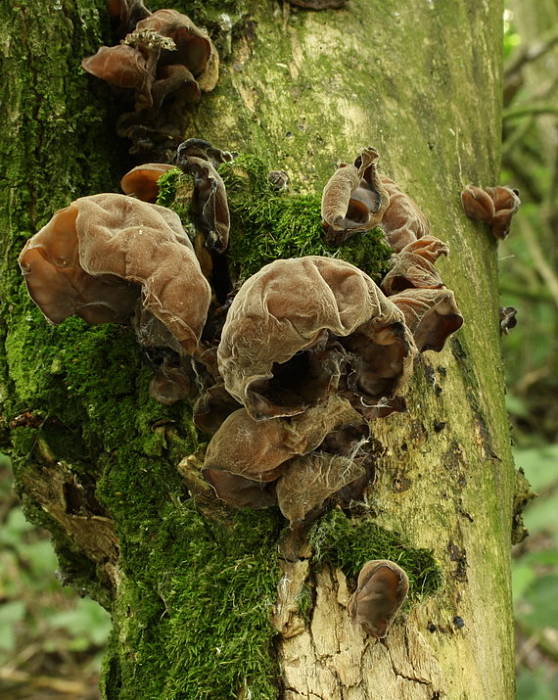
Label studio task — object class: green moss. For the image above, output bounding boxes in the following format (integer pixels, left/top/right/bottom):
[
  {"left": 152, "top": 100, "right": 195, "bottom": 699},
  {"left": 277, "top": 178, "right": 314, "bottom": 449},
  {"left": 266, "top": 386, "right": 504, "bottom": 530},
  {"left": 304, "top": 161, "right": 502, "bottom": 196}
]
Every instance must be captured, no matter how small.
[
  {"left": 104, "top": 503, "right": 282, "bottom": 700},
  {"left": 295, "top": 583, "right": 314, "bottom": 624},
  {"left": 309, "top": 509, "right": 442, "bottom": 601}
]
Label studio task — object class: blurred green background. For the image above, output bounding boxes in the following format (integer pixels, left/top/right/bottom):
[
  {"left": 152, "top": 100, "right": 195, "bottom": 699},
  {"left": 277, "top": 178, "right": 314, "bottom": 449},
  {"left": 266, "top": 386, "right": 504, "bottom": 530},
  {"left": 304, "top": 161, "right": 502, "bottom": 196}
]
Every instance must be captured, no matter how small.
[{"left": 1, "top": 4, "right": 558, "bottom": 698}]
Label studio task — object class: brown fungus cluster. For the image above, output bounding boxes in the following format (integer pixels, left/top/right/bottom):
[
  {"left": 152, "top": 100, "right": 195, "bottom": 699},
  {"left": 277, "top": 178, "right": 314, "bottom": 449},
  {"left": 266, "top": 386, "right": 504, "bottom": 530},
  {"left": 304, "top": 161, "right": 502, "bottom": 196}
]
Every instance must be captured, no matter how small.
[
  {"left": 460, "top": 184, "right": 521, "bottom": 239},
  {"left": 19, "top": 129, "right": 471, "bottom": 640},
  {"left": 83, "top": 4, "right": 219, "bottom": 160},
  {"left": 322, "top": 148, "right": 463, "bottom": 354}
]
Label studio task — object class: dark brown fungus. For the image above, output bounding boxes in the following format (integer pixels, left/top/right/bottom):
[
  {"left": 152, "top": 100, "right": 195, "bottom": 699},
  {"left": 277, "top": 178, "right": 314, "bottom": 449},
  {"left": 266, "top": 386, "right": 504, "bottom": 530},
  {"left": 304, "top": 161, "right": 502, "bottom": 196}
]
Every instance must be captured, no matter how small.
[
  {"left": 18, "top": 194, "right": 211, "bottom": 355},
  {"left": 148, "top": 356, "right": 192, "bottom": 405},
  {"left": 120, "top": 162, "right": 175, "bottom": 202},
  {"left": 135, "top": 9, "right": 219, "bottom": 91},
  {"left": 268, "top": 170, "right": 289, "bottom": 191},
  {"left": 460, "top": 185, "right": 521, "bottom": 239},
  {"left": 321, "top": 147, "right": 389, "bottom": 245},
  {"left": 289, "top": 0, "right": 347, "bottom": 7},
  {"left": 82, "top": 44, "right": 151, "bottom": 92},
  {"left": 380, "top": 176, "right": 430, "bottom": 252},
  {"left": 203, "top": 469, "right": 278, "bottom": 509},
  {"left": 276, "top": 452, "right": 366, "bottom": 524},
  {"left": 107, "top": 0, "right": 151, "bottom": 37},
  {"left": 348, "top": 560, "right": 409, "bottom": 638},
  {"left": 390, "top": 288, "right": 463, "bottom": 352},
  {"left": 500, "top": 306, "right": 517, "bottom": 335},
  {"left": 217, "top": 256, "right": 416, "bottom": 420},
  {"left": 193, "top": 384, "right": 241, "bottom": 435},
  {"left": 381, "top": 236, "right": 449, "bottom": 295},
  {"left": 177, "top": 153, "right": 230, "bottom": 253},
  {"left": 203, "top": 395, "right": 366, "bottom": 482},
  {"left": 177, "top": 138, "right": 234, "bottom": 166},
  {"left": 150, "top": 64, "right": 201, "bottom": 109}
]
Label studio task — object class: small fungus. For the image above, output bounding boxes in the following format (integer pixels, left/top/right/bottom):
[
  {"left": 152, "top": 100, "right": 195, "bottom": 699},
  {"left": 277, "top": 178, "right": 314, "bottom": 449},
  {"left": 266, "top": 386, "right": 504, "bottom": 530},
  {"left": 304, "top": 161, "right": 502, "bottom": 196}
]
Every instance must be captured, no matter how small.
[
  {"left": 177, "top": 138, "right": 235, "bottom": 166},
  {"left": 268, "top": 170, "right": 289, "bottom": 191},
  {"left": 500, "top": 306, "right": 517, "bottom": 335},
  {"left": 380, "top": 176, "right": 430, "bottom": 252},
  {"left": 217, "top": 256, "right": 415, "bottom": 420},
  {"left": 176, "top": 144, "right": 231, "bottom": 253},
  {"left": 390, "top": 288, "right": 463, "bottom": 352},
  {"left": 120, "top": 162, "right": 175, "bottom": 202},
  {"left": 19, "top": 194, "right": 211, "bottom": 355},
  {"left": 148, "top": 358, "right": 192, "bottom": 405},
  {"left": 194, "top": 383, "right": 241, "bottom": 435},
  {"left": 381, "top": 236, "right": 449, "bottom": 295},
  {"left": 348, "top": 560, "right": 409, "bottom": 638},
  {"left": 289, "top": 0, "right": 347, "bottom": 8},
  {"left": 321, "top": 147, "right": 389, "bottom": 245},
  {"left": 107, "top": 0, "right": 151, "bottom": 37},
  {"left": 276, "top": 452, "right": 366, "bottom": 524},
  {"left": 460, "top": 185, "right": 521, "bottom": 239}
]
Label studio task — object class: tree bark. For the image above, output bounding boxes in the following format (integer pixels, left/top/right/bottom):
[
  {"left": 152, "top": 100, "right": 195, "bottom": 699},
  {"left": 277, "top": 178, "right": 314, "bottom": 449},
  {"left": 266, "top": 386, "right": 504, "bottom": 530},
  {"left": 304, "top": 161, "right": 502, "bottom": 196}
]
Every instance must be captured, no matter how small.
[{"left": 0, "top": 1, "right": 516, "bottom": 698}]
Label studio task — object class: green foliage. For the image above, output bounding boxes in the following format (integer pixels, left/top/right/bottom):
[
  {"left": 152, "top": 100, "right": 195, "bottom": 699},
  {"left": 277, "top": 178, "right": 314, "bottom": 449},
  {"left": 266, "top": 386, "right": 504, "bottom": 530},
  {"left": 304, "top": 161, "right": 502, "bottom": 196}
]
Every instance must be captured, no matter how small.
[{"left": 309, "top": 509, "right": 442, "bottom": 600}]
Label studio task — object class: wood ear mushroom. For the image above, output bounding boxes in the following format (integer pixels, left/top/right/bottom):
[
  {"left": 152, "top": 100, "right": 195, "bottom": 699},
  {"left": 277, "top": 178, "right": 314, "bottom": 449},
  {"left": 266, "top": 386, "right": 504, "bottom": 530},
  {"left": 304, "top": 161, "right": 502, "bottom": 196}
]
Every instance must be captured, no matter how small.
[
  {"left": 348, "top": 560, "right": 409, "bottom": 638},
  {"left": 461, "top": 185, "right": 521, "bottom": 239}
]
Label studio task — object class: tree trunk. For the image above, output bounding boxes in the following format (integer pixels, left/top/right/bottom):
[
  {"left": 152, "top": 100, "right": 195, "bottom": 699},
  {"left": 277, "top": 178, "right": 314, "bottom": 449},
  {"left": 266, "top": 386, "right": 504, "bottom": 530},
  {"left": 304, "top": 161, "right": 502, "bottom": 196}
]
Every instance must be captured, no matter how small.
[{"left": 0, "top": 1, "right": 516, "bottom": 698}]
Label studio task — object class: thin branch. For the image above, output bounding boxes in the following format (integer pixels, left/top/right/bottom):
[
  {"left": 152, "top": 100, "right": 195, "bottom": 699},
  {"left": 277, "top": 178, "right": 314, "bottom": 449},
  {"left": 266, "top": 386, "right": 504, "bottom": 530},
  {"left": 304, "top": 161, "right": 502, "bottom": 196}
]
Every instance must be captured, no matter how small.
[
  {"left": 519, "top": 217, "right": 558, "bottom": 308},
  {"left": 504, "top": 104, "right": 558, "bottom": 121},
  {"left": 505, "top": 26, "right": 558, "bottom": 81}
]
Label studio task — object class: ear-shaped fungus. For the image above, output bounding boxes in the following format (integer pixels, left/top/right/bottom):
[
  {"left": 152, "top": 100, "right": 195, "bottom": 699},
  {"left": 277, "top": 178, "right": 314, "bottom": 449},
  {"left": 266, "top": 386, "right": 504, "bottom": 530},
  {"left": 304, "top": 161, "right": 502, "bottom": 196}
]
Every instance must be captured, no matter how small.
[
  {"left": 203, "top": 395, "right": 367, "bottom": 483},
  {"left": 321, "top": 147, "right": 389, "bottom": 245},
  {"left": 19, "top": 194, "right": 211, "bottom": 355},
  {"left": 380, "top": 176, "right": 430, "bottom": 252},
  {"left": 120, "top": 163, "right": 175, "bottom": 202},
  {"left": 348, "top": 560, "right": 409, "bottom": 638},
  {"left": 461, "top": 185, "right": 521, "bottom": 239},
  {"left": 203, "top": 470, "right": 278, "bottom": 509},
  {"left": 193, "top": 383, "right": 241, "bottom": 435},
  {"left": 381, "top": 236, "right": 449, "bottom": 295},
  {"left": 217, "top": 256, "right": 416, "bottom": 420},
  {"left": 176, "top": 153, "right": 230, "bottom": 253},
  {"left": 82, "top": 43, "right": 151, "bottom": 92},
  {"left": 276, "top": 452, "right": 366, "bottom": 524},
  {"left": 390, "top": 288, "right": 463, "bottom": 352},
  {"left": 177, "top": 138, "right": 235, "bottom": 166},
  {"left": 500, "top": 306, "right": 517, "bottom": 335},
  {"left": 135, "top": 9, "right": 219, "bottom": 91}
]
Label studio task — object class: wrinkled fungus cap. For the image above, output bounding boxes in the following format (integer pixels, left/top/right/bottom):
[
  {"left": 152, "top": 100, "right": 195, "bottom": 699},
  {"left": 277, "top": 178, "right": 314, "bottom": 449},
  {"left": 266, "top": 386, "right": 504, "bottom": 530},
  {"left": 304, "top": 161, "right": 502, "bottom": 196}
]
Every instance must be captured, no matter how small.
[
  {"left": 177, "top": 154, "right": 230, "bottom": 253},
  {"left": 390, "top": 288, "right": 463, "bottom": 352},
  {"left": 203, "top": 395, "right": 366, "bottom": 482},
  {"left": 461, "top": 185, "right": 521, "bottom": 239},
  {"left": 380, "top": 176, "right": 430, "bottom": 252},
  {"left": 321, "top": 147, "right": 389, "bottom": 244},
  {"left": 381, "top": 236, "right": 449, "bottom": 295},
  {"left": 19, "top": 194, "right": 211, "bottom": 354},
  {"left": 120, "top": 163, "right": 175, "bottom": 202},
  {"left": 276, "top": 452, "right": 366, "bottom": 524},
  {"left": 348, "top": 560, "right": 409, "bottom": 638},
  {"left": 217, "top": 256, "right": 416, "bottom": 420}
]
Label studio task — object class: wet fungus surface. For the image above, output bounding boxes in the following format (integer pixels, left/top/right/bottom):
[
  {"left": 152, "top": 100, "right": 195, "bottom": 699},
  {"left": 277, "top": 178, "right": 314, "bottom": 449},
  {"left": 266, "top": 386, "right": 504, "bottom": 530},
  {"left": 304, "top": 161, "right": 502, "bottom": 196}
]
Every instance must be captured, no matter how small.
[
  {"left": 120, "top": 162, "right": 176, "bottom": 201},
  {"left": 217, "top": 255, "right": 416, "bottom": 421},
  {"left": 348, "top": 559, "right": 410, "bottom": 638},
  {"left": 321, "top": 147, "right": 389, "bottom": 245},
  {"left": 461, "top": 184, "right": 521, "bottom": 239}
]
